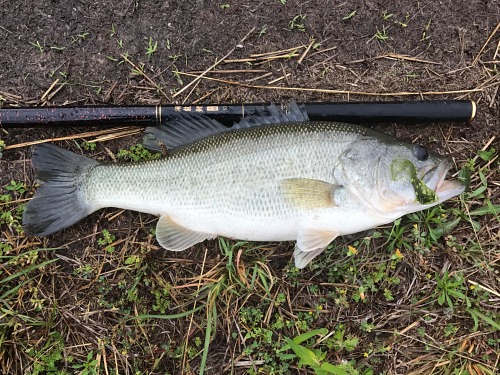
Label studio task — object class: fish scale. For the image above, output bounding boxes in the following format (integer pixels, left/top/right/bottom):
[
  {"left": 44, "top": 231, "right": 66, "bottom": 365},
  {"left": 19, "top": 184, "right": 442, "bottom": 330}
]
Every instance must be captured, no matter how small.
[{"left": 86, "top": 122, "right": 362, "bottom": 221}]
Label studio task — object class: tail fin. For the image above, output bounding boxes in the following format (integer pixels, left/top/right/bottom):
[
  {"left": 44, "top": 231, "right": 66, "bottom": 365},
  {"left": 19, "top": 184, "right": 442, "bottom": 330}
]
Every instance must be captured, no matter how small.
[{"left": 23, "top": 144, "right": 99, "bottom": 236}]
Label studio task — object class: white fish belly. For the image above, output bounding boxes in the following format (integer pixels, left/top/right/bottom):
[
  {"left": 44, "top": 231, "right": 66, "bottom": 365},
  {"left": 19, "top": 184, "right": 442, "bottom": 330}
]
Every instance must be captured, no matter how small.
[{"left": 169, "top": 212, "right": 299, "bottom": 241}]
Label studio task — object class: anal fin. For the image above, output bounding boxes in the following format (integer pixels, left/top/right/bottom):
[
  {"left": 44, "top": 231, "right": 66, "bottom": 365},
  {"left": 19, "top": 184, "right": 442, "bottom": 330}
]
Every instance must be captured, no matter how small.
[{"left": 156, "top": 216, "right": 215, "bottom": 251}]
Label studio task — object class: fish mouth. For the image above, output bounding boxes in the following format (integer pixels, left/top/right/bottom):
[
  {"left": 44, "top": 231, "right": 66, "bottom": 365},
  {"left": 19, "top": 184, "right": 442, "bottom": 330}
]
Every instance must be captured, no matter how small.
[{"left": 422, "top": 158, "right": 465, "bottom": 203}]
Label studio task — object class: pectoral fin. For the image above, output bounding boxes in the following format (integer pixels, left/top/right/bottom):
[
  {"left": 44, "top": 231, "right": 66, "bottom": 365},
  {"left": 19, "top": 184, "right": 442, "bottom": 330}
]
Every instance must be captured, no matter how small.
[
  {"left": 156, "top": 216, "right": 215, "bottom": 251},
  {"left": 293, "top": 229, "right": 338, "bottom": 269},
  {"left": 281, "top": 178, "right": 338, "bottom": 210}
]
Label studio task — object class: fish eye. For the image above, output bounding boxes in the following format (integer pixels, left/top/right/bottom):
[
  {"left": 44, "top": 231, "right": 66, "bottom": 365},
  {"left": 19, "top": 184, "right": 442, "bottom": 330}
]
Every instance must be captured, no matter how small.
[{"left": 413, "top": 145, "right": 429, "bottom": 161}]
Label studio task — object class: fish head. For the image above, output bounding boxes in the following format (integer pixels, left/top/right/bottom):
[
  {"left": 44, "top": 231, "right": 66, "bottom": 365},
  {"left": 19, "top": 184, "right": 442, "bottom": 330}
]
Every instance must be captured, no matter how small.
[{"left": 337, "top": 136, "right": 465, "bottom": 216}]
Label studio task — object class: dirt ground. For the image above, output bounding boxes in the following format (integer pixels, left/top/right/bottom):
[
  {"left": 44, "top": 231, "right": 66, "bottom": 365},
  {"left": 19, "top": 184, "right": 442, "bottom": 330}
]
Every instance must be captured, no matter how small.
[{"left": 0, "top": 1, "right": 499, "bottom": 374}]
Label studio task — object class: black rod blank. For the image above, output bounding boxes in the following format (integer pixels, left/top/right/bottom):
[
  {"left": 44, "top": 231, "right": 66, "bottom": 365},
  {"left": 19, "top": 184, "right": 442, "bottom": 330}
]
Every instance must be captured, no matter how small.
[{"left": 0, "top": 100, "right": 475, "bottom": 128}]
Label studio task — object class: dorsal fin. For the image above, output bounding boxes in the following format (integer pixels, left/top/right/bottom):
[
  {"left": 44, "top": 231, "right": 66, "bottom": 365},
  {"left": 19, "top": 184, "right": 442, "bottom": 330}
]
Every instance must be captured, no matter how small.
[
  {"left": 142, "top": 101, "right": 309, "bottom": 152},
  {"left": 233, "top": 101, "right": 309, "bottom": 130},
  {"left": 142, "top": 112, "right": 228, "bottom": 152}
]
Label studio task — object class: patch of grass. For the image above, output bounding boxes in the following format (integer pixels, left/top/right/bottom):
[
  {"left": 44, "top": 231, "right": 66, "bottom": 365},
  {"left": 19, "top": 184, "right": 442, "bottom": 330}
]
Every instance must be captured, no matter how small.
[
  {"left": 29, "top": 40, "right": 44, "bottom": 53},
  {"left": 343, "top": 10, "right": 357, "bottom": 21},
  {"left": 279, "top": 329, "right": 358, "bottom": 375},
  {"left": 116, "top": 144, "right": 161, "bottom": 162},
  {"left": 434, "top": 271, "right": 470, "bottom": 310},
  {"left": 97, "top": 229, "right": 116, "bottom": 253},
  {"left": 71, "top": 350, "right": 99, "bottom": 375},
  {"left": 26, "top": 331, "right": 66, "bottom": 375},
  {"left": 129, "top": 61, "right": 146, "bottom": 76},
  {"left": 421, "top": 19, "right": 432, "bottom": 42},
  {"left": 1, "top": 181, "right": 26, "bottom": 234},
  {"left": 258, "top": 26, "right": 267, "bottom": 37},
  {"left": 288, "top": 15, "right": 307, "bottom": 32},
  {"left": 0, "top": 185, "right": 62, "bottom": 373},
  {"left": 80, "top": 141, "right": 97, "bottom": 151},
  {"left": 49, "top": 45, "right": 65, "bottom": 52},
  {"left": 110, "top": 23, "right": 117, "bottom": 37},
  {"left": 382, "top": 12, "right": 394, "bottom": 21},
  {"left": 70, "top": 32, "right": 90, "bottom": 44},
  {"left": 145, "top": 36, "right": 158, "bottom": 59},
  {"left": 374, "top": 26, "right": 389, "bottom": 42}
]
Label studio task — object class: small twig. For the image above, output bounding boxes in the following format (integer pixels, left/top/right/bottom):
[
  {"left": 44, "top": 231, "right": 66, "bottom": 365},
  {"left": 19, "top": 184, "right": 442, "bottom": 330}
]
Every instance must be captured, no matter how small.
[
  {"left": 40, "top": 79, "right": 60, "bottom": 101},
  {"left": 475, "top": 74, "right": 500, "bottom": 90},
  {"left": 182, "top": 77, "right": 202, "bottom": 105},
  {"left": 120, "top": 54, "right": 170, "bottom": 100},
  {"left": 398, "top": 320, "right": 420, "bottom": 336},
  {"left": 89, "top": 128, "right": 143, "bottom": 143},
  {"left": 186, "top": 69, "right": 267, "bottom": 74},
  {"left": 0, "top": 91, "right": 22, "bottom": 101},
  {"left": 267, "top": 73, "right": 291, "bottom": 85},
  {"left": 192, "top": 88, "right": 220, "bottom": 104},
  {"left": 310, "top": 46, "right": 337, "bottom": 57},
  {"left": 103, "top": 81, "right": 119, "bottom": 102},
  {"left": 297, "top": 39, "right": 315, "bottom": 64},
  {"left": 224, "top": 51, "right": 301, "bottom": 64},
  {"left": 346, "top": 53, "right": 441, "bottom": 65},
  {"left": 47, "top": 83, "right": 66, "bottom": 101},
  {"left": 311, "top": 54, "right": 338, "bottom": 68},
  {"left": 249, "top": 45, "right": 304, "bottom": 58},
  {"left": 4, "top": 127, "right": 141, "bottom": 150},
  {"left": 222, "top": 58, "right": 257, "bottom": 63},
  {"left": 245, "top": 72, "right": 273, "bottom": 83},
  {"left": 472, "top": 22, "right": 500, "bottom": 65},
  {"left": 494, "top": 39, "right": 500, "bottom": 60},
  {"left": 255, "top": 52, "right": 300, "bottom": 62},
  {"left": 172, "top": 27, "right": 255, "bottom": 99},
  {"left": 382, "top": 53, "right": 441, "bottom": 65}
]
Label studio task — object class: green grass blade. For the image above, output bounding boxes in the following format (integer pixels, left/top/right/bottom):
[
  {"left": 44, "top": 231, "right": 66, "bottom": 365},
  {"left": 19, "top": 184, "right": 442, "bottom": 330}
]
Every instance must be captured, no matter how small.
[
  {"left": 469, "top": 204, "right": 500, "bottom": 216},
  {"left": 284, "top": 338, "right": 320, "bottom": 367},
  {"left": 199, "top": 305, "right": 216, "bottom": 375},
  {"left": 278, "top": 328, "right": 328, "bottom": 352},
  {"left": 467, "top": 309, "right": 500, "bottom": 331},
  {"left": 0, "top": 257, "right": 59, "bottom": 285},
  {"left": 321, "top": 362, "right": 349, "bottom": 375},
  {"left": 0, "top": 258, "right": 59, "bottom": 301}
]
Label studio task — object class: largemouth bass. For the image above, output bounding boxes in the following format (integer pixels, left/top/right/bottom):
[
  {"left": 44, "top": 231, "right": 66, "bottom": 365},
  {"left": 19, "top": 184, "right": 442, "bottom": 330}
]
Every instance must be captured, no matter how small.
[{"left": 23, "top": 103, "right": 465, "bottom": 268}]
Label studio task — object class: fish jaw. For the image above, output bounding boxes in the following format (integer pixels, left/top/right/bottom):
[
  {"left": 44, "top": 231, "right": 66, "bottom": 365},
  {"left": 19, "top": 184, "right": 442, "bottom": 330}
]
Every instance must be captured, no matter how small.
[
  {"left": 435, "top": 179, "right": 465, "bottom": 203},
  {"left": 422, "top": 158, "right": 465, "bottom": 203},
  {"left": 400, "top": 159, "right": 465, "bottom": 214}
]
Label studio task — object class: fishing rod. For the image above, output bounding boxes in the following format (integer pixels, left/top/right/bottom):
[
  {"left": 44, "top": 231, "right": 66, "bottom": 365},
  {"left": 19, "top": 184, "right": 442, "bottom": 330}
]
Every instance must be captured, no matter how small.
[{"left": 0, "top": 100, "right": 475, "bottom": 128}]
